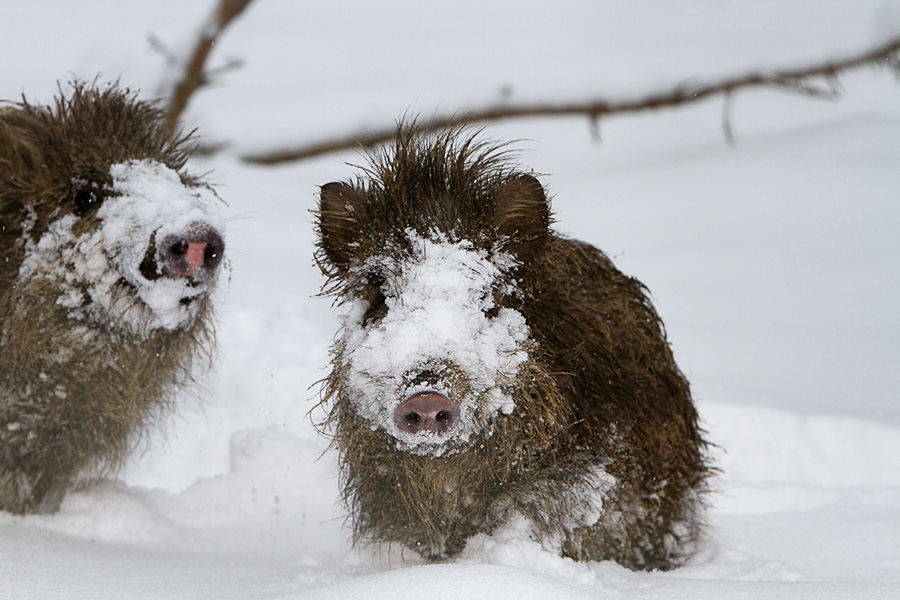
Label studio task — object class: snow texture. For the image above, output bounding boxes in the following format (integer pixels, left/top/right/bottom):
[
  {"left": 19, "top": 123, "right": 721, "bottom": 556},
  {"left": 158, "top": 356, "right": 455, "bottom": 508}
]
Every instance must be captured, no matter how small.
[
  {"left": 338, "top": 231, "right": 528, "bottom": 453},
  {"left": 2, "top": 0, "right": 900, "bottom": 599},
  {"left": 19, "top": 160, "right": 223, "bottom": 335}
]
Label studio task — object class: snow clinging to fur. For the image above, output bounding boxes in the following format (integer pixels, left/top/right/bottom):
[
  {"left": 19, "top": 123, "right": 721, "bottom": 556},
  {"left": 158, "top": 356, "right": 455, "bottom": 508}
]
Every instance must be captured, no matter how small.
[
  {"left": 338, "top": 231, "right": 530, "bottom": 453},
  {"left": 19, "top": 160, "right": 224, "bottom": 336}
]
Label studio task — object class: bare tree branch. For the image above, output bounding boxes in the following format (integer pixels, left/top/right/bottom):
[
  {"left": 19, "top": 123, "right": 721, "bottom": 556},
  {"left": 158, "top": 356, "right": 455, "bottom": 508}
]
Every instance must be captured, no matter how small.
[
  {"left": 242, "top": 34, "right": 900, "bottom": 165},
  {"left": 162, "top": 0, "right": 254, "bottom": 135}
]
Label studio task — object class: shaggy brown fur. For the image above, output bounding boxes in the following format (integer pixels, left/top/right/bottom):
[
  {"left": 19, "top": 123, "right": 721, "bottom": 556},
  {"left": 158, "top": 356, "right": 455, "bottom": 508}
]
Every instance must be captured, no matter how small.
[
  {"left": 0, "top": 83, "right": 222, "bottom": 514},
  {"left": 316, "top": 126, "right": 710, "bottom": 571}
]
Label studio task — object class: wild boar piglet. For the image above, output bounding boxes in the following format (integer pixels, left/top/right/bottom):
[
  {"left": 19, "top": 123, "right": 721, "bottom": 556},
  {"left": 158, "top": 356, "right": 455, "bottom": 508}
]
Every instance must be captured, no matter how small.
[
  {"left": 316, "top": 126, "right": 710, "bottom": 571},
  {"left": 0, "top": 83, "right": 224, "bottom": 514}
]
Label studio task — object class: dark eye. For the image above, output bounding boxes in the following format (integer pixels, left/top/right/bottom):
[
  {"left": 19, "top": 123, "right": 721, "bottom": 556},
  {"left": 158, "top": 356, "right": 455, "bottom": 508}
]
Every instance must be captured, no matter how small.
[
  {"left": 362, "top": 275, "right": 389, "bottom": 325},
  {"left": 74, "top": 185, "right": 105, "bottom": 214}
]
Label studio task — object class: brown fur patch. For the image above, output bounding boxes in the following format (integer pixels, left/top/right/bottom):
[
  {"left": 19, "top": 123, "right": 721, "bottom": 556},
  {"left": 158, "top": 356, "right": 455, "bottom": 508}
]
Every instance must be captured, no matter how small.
[
  {"left": 0, "top": 82, "right": 217, "bottom": 514},
  {"left": 316, "top": 124, "right": 711, "bottom": 571}
]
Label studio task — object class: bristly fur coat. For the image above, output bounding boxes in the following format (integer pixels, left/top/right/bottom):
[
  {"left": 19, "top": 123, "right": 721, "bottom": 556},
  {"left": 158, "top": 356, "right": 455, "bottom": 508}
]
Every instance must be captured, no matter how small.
[
  {"left": 316, "top": 126, "right": 711, "bottom": 571},
  {"left": 0, "top": 83, "right": 223, "bottom": 514}
]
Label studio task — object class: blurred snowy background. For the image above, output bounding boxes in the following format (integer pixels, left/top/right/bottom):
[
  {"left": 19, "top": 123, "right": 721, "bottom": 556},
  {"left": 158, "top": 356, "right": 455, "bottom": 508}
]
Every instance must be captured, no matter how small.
[{"left": 1, "top": 1, "right": 899, "bottom": 598}]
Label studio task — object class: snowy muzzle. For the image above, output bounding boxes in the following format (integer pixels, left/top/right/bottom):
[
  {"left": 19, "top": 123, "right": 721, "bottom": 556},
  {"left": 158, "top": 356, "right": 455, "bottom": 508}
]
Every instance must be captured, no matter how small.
[
  {"left": 336, "top": 232, "right": 531, "bottom": 456},
  {"left": 20, "top": 160, "right": 225, "bottom": 336}
]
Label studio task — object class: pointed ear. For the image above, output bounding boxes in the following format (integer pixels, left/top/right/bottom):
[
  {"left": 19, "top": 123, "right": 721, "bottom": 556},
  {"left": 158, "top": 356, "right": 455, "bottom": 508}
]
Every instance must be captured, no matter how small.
[
  {"left": 317, "top": 181, "right": 368, "bottom": 271},
  {"left": 492, "top": 174, "right": 551, "bottom": 257},
  {"left": 0, "top": 110, "right": 43, "bottom": 183}
]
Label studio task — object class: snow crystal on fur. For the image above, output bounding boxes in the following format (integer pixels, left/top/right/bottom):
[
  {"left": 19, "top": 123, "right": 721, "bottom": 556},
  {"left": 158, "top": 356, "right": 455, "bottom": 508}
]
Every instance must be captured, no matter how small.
[
  {"left": 337, "top": 231, "right": 530, "bottom": 453},
  {"left": 19, "top": 160, "right": 223, "bottom": 336}
]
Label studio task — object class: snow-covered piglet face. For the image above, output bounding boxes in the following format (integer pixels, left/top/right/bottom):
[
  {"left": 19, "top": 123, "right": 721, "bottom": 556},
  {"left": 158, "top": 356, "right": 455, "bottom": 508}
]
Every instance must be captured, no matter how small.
[
  {"left": 336, "top": 231, "right": 532, "bottom": 456},
  {"left": 19, "top": 160, "right": 225, "bottom": 336}
]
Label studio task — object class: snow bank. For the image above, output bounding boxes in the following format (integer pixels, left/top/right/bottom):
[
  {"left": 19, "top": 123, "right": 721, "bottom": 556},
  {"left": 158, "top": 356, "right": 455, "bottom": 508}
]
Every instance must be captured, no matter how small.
[{"left": 704, "top": 402, "right": 900, "bottom": 489}]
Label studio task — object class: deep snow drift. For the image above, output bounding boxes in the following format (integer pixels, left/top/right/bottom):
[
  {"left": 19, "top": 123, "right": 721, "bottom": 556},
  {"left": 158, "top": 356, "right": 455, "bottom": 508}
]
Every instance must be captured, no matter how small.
[{"left": 1, "top": 1, "right": 899, "bottom": 598}]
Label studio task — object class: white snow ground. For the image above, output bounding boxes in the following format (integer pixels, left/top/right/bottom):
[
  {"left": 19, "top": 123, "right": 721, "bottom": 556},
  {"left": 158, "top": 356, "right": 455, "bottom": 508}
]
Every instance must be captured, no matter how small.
[{"left": 2, "top": 0, "right": 899, "bottom": 598}]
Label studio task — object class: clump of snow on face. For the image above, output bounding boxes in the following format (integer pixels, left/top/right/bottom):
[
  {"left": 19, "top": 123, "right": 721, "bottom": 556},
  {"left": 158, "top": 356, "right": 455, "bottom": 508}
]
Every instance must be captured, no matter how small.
[
  {"left": 19, "top": 160, "right": 223, "bottom": 336},
  {"left": 337, "top": 230, "right": 531, "bottom": 454}
]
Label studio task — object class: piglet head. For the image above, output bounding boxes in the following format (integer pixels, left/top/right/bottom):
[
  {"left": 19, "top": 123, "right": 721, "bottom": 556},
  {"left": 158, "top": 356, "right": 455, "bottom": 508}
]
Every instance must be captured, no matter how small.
[{"left": 21, "top": 160, "right": 225, "bottom": 336}]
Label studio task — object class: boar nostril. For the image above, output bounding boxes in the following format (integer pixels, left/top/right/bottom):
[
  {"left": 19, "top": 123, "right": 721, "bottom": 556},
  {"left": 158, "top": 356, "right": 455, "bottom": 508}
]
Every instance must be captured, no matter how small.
[
  {"left": 170, "top": 240, "right": 189, "bottom": 258},
  {"left": 394, "top": 392, "right": 459, "bottom": 435},
  {"left": 204, "top": 230, "right": 224, "bottom": 270},
  {"left": 205, "top": 239, "right": 223, "bottom": 269}
]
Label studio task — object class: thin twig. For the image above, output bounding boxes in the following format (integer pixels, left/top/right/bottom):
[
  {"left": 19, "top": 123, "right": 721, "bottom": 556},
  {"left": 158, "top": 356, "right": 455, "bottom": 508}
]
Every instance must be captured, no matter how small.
[
  {"left": 162, "top": 0, "right": 254, "bottom": 135},
  {"left": 242, "top": 34, "right": 900, "bottom": 165},
  {"left": 722, "top": 91, "right": 735, "bottom": 146}
]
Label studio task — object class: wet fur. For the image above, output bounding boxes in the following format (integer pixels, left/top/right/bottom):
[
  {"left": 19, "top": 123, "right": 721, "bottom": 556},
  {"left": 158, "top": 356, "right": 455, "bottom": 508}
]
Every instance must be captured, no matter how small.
[
  {"left": 316, "top": 127, "right": 711, "bottom": 571},
  {"left": 317, "top": 126, "right": 709, "bottom": 570},
  {"left": 0, "top": 83, "right": 214, "bottom": 514}
]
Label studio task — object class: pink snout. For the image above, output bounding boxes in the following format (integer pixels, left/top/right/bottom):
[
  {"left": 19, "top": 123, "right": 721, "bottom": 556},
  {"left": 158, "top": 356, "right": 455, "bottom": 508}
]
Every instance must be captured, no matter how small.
[
  {"left": 158, "top": 222, "right": 224, "bottom": 280},
  {"left": 394, "top": 392, "right": 460, "bottom": 435}
]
